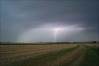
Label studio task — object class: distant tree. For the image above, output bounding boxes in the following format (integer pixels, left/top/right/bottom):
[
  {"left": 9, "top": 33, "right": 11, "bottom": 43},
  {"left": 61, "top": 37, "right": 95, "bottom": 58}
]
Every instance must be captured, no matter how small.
[{"left": 92, "top": 41, "right": 97, "bottom": 44}]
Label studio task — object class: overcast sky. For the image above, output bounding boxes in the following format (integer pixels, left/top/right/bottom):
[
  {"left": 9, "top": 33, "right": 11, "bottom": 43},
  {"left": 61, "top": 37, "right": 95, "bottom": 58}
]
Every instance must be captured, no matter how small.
[{"left": 1, "top": 0, "right": 99, "bottom": 42}]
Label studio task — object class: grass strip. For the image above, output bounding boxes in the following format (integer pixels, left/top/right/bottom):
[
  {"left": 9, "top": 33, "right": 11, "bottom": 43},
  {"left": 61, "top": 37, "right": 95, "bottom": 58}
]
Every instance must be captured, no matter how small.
[
  {"left": 81, "top": 46, "right": 99, "bottom": 66},
  {"left": 5, "top": 45, "right": 79, "bottom": 66}
]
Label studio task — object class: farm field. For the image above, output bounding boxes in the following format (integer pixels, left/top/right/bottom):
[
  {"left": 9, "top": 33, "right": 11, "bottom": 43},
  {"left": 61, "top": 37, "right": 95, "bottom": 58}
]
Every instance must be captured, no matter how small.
[{"left": 0, "top": 44, "right": 99, "bottom": 66}]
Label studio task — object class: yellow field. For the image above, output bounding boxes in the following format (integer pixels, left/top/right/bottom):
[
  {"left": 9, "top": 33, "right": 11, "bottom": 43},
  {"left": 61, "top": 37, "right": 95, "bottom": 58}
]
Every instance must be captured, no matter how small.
[
  {"left": 0, "top": 44, "right": 98, "bottom": 66},
  {"left": 0, "top": 44, "right": 78, "bottom": 65}
]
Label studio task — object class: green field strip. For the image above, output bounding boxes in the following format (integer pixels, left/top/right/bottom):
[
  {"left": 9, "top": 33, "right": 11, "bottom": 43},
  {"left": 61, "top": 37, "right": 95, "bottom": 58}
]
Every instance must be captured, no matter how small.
[{"left": 5, "top": 45, "right": 79, "bottom": 66}]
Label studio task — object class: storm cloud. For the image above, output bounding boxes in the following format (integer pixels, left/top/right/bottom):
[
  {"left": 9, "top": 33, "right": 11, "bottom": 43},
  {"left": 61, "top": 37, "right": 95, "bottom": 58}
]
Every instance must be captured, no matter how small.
[{"left": 1, "top": 0, "right": 99, "bottom": 42}]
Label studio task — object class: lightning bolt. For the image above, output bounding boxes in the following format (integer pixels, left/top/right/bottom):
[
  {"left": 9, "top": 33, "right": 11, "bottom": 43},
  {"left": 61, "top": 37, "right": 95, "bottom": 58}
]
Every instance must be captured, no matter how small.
[{"left": 54, "top": 29, "right": 58, "bottom": 43}]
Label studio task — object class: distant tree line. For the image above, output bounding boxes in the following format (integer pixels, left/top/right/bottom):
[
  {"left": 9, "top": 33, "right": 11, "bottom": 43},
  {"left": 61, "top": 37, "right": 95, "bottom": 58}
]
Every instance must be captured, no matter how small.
[
  {"left": 0, "top": 41, "right": 99, "bottom": 44},
  {"left": 48, "top": 41, "right": 99, "bottom": 44}
]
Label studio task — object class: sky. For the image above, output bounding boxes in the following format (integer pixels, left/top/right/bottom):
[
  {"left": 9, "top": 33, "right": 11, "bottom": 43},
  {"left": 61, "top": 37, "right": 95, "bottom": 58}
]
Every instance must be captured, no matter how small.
[{"left": 0, "top": 0, "right": 99, "bottom": 42}]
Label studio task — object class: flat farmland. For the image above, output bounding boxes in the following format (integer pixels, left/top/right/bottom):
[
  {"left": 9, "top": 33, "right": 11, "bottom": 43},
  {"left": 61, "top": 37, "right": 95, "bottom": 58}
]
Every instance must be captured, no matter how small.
[{"left": 0, "top": 44, "right": 98, "bottom": 66}]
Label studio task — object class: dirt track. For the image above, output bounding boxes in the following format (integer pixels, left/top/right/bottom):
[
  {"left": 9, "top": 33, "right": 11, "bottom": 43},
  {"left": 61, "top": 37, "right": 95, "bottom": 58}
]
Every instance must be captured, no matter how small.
[{"left": 69, "top": 45, "right": 87, "bottom": 66}]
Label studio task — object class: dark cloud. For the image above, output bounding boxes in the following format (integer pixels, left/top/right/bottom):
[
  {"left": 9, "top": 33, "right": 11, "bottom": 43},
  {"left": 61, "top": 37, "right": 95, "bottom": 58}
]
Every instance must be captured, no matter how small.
[{"left": 1, "top": 0, "right": 99, "bottom": 42}]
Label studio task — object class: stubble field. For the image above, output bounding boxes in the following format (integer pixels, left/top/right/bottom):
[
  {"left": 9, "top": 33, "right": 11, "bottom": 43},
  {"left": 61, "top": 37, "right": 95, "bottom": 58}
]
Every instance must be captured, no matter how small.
[{"left": 0, "top": 44, "right": 98, "bottom": 66}]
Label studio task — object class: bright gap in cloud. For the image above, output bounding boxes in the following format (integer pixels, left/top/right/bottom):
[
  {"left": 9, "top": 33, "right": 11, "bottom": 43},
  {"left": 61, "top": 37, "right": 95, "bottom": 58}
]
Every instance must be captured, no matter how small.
[{"left": 17, "top": 25, "right": 85, "bottom": 43}]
